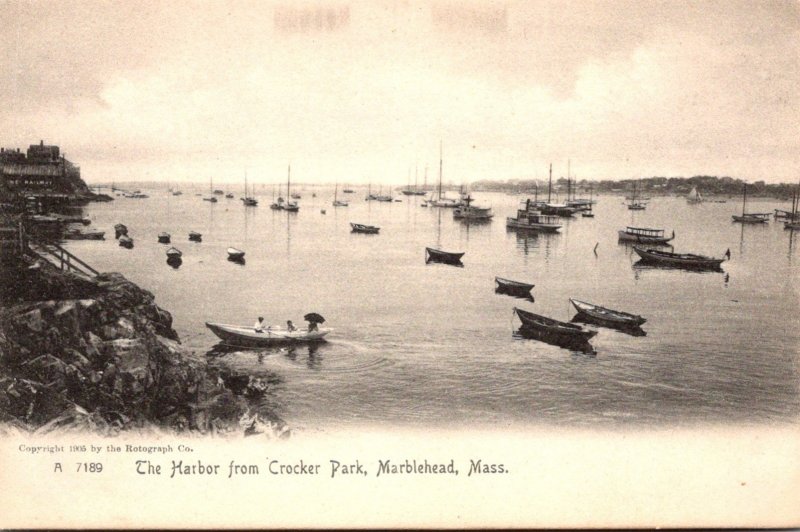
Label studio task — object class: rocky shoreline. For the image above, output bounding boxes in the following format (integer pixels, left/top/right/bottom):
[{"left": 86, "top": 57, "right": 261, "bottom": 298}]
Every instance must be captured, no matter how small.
[{"left": 0, "top": 253, "right": 288, "bottom": 438}]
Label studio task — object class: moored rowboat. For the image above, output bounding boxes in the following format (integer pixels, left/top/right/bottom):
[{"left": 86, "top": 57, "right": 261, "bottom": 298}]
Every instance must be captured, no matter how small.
[
  {"left": 425, "top": 247, "right": 464, "bottom": 264},
  {"left": 495, "top": 277, "right": 534, "bottom": 298},
  {"left": 514, "top": 307, "right": 597, "bottom": 342},
  {"left": 166, "top": 247, "right": 182, "bottom": 258},
  {"left": 227, "top": 247, "right": 245, "bottom": 260},
  {"left": 633, "top": 246, "right": 728, "bottom": 269},
  {"left": 569, "top": 299, "right": 646, "bottom": 327},
  {"left": 350, "top": 223, "right": 380, "bottom": 234},
  {"left": 205, "top": 322, "right": 332, "bottom": 346}
]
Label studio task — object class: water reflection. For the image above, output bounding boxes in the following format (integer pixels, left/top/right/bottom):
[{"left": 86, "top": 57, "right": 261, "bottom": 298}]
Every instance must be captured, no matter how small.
[{"left": 166, "top": 256, "right": 182, "bottom": 269}]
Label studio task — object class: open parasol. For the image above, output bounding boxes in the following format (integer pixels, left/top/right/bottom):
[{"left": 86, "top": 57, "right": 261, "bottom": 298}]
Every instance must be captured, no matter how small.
[{"left": 303, "top": 312, "right": 325, "bottom": 324}]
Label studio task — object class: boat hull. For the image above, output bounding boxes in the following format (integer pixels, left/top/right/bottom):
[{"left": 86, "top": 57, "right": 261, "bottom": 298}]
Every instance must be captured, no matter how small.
[
  {"left": 506, "top": 218, "right": 561, "bottom": 233},
  {"left": 732, "top": 215, "right": 768, "bottom": 224},
  {"left": 633, "top": 247, "right": 725, "bottom": 269},
  {"left": 425, "top": 247, "right": 464, "bottom": 265},
  {"left": 570, "top": 299, "right": 646, "bottom": 327},
  {"left": 617, "top": 230, "right": 673, "bottom": 244},
  {"left": 350, "top": 223, "right": 379, "bottom": 234},
  {"left": 495, "top": 277, "right": 534, "bottom": 298},
  {"left": 205, "top": 322, "right": 331, "bottom": 346}
]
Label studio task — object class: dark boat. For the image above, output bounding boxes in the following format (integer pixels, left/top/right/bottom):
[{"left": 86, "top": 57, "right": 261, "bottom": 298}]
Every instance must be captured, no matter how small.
[
  {"left": 166, "top": 247, "right": 182, "bottom": 259},
  {"left": 425, "top": 247, "right": 464, "bottom": 265},
  {"left": 119, "top": 235, "right": 134, "bottom": 248},
  {"left": 158, "top": 232, "right": 171, "bottom": 244},
  {"left": 64, "top": 229, "right": 105, "bottom": 240},
  {"left": 350, "top": 223, "right": 380, "bottom": 234},
  {"left": 189, "top": 231, "right": 202, "bottom": 242},
  {"left": 569, "top": 299, "right": 646, "bottom": 327},
  {"left": 114, "top": 223, "right": 128, "bottom": 238},
  {"left": 514, "top": 307, "right": 597, "bottom": 351},
  {"left": 732, "top": 182, "right": 769, "bottom": 224},
  {"left": 495, "top": 277, "right": 534, "bottom": 299},
  {"left": 226, "top": 193, "right": 234, "bottom": 199},
  {"left": 227, "top": 247, "right": 245, "bottom": 262},
  {"left": 633, "top": 246, "right": 729, "bottom": 269}
]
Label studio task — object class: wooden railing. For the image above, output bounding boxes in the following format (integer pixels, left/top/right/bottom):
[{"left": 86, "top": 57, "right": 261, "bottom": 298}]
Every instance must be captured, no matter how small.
[{"left": 27, "top": 236, "right": 99, "bottom": 278}]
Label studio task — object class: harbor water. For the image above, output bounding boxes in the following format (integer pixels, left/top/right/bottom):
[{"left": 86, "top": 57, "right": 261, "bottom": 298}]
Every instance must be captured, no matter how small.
[{"left": 64, "top": 188, "right": 800, "bottom": 432}]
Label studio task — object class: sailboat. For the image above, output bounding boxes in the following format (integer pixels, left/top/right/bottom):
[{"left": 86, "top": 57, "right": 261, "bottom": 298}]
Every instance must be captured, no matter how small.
[
  {"left": 686, "top": 186, "right": 704, "bottom": 204},
  {"left": 241, "top": 171, "right": 258, "bottom": 206},
  {"left": 732, "top": 183, "right": 769, "bottom": 223},
  {"left": 402, "top": 165, "right": 427, "bottom": 196},
  {"left": 270, "top": 183, "right": 283, "bottom": 210},
  {"left": 333, "top": 182, "right": 349, "bottom": 207},
  {"left": 627, "top": 181, "right": 646, "bottom": 210},
  {"left": 581, "top": 185, "right": 595, "bottom": 217},
  {"left": 428, "top": 142, "right": 461, "bottom": 208},
  {"left": 785, "top": 181, "right": 800, "bottom": 229},
  {"left": 284, "top": 165, "right": 299, "bottom": 212},
  {"left": 203, "top": 177, "right": 218, "bottom": 202},
  {"left": 453, "top": 184, "right": 493, "bottom": 221},
  {"left": 531, "top": 164, "right": 576, "bottom": 216}
]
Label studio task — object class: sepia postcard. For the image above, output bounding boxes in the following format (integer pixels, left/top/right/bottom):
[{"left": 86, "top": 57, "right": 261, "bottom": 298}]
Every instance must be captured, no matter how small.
[{"left": 1, "top": 0, "right": 799, "bottom": 528}]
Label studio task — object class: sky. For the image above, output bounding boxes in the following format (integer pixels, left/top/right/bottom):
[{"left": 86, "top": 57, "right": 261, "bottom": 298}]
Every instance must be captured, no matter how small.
[{"left": 2, "top": 0, "right": 798, "bottom": 185}]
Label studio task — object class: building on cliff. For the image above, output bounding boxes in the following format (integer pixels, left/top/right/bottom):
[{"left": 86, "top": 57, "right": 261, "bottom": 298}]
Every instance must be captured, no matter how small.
[{"left": 1, "top": 140, "right": 83, "bottom": 196}]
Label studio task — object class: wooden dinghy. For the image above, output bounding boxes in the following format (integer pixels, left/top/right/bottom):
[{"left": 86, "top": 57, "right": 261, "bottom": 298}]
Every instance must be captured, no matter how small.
[
  {"left": 158, "top": 232, "right": 171, "bottom": 244},
  {"left": 495, "top": 277, "right": 534, "bottom": 298},
  {"left": 118, "top": 235, "right": 134, "bottom": 248},
  {"left": 570, "top": 299, "right": 646, "bottom": 327},
  {"left": 514, "top": 307, "right": 597, "bottom": 342},
  {"left": 205, "top": 322, "right": 332, "bottom": 347},
  {"left": 425, "top": 247, "right": 464, "bottom": 265},
  {"left": 633, "top": 246, "right": 728, "bottom": 269},
  {"left": 227, "top": 247, "right": 245, "bottom": 261},
  {"left": 350, "top": 223, "right": 380, "bottom": 234},
  {"left": 189, "top": 231, "right": 202, "bottom": 242},
  {"left": 166, "top": 247, "right": 182, "bottom": 258}
]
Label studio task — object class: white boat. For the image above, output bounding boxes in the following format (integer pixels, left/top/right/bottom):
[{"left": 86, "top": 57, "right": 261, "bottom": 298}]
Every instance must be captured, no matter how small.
[
  {"left": 332, "top": 183, "right": 349, "bottom": 207},
  {"left": 506, "top": 199, "right": 561, "bottom": 232},
  {"left": 686, "top": 186, "right": 704, "bottom": 204},
  {"left": 166, "top": 247, "right": 182, "bottom": 258},
  {"left": 732, "top": 183, "right": 769, "bottom": 224},
  {"left": 453, "top": 194, "right": 493, "bottom": 221},
  {"left": 205, "top": 322, "right": 332, "bottom": 346}
]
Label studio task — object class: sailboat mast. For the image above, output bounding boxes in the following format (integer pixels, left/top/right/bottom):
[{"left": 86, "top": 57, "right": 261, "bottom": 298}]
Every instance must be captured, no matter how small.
[
  {"left": 287, "top": 164, "right": 291, "bottom": 197},
  {"left": 438, "top": 141, "right": 443, "bottom": 201},
  {"left": 547, "top": 163, "right": 552, "bottom": 203},
  {"left": 567, "top": 159, "right": 571, "bottom": 201},
  {"left": 414, "top": 165, "right": 418, "bottom": 191},
  {"left": 742, "top": 183, "right": 747, "bottom": 216}
]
